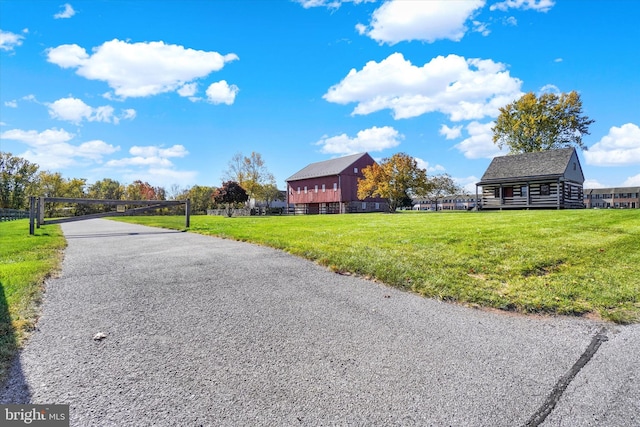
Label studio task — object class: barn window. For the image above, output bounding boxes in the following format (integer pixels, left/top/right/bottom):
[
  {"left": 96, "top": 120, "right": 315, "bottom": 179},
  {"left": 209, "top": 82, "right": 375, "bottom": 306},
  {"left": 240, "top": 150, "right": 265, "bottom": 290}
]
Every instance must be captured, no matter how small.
[
  {"left": 304, "top": 186, "right": 308, "bottom": 194},
  {"left": 315, "top": 185, "right": 318, "bottom": 193},
  {"left": 322, "top": 184, "right": 325, "bottom": 192},
  {"left": 354, "top": 168, "right": 358, "bottom": 173},
  {"left": 333, "top": 183, "right": 337, "bottom": 191},
  {"left": 297, "top": 187, "right": 300, "bottom": 194}
]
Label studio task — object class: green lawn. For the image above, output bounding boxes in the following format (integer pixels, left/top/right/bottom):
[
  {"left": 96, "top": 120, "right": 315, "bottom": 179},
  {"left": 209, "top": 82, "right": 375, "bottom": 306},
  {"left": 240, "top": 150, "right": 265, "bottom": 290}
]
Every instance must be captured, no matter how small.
[
  {"left": 0, "top": 220, "right": 66, "bottom": 381},
  {"left": 117, "top": 210, "right": 640, "bottom": 324}
]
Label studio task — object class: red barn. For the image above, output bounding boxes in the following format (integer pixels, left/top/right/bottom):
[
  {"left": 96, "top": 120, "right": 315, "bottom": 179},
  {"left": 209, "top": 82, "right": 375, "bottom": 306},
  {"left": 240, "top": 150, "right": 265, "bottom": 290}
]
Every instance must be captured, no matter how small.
[{"left": 286, "top": 152, "right": 388, "bottom": 214}]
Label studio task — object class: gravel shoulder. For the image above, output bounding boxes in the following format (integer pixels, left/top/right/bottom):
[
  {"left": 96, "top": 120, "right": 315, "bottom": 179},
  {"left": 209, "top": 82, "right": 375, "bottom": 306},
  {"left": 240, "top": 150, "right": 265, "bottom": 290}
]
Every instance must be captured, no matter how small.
[{"left": 1, "top": 219, "right": 635, "bottom": 426}]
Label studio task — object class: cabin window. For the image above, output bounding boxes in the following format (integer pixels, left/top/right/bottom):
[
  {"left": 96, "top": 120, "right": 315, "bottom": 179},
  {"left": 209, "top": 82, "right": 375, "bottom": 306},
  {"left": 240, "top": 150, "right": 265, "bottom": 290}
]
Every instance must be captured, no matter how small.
[
  {"left": 540, "top": 184, "right": 550, "bottom": 196},
  {"left": 521, "top": 186, "right": 528, "bottom": 197},
  {"left": 375, "top": 203, "right": 380, "bottom": 210},
  {"left": 362, "top": 202, "right": 367, "bottom": 210},
  {"left": 493, "top": 187, "right": 500, "bottom": 198}
]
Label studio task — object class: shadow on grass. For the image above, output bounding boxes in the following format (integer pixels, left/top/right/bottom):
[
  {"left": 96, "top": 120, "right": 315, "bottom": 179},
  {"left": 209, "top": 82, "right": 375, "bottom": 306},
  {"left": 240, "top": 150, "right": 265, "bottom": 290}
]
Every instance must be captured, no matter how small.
[{"left": 0, "top": 281, "right": 32, "bottom": 403}]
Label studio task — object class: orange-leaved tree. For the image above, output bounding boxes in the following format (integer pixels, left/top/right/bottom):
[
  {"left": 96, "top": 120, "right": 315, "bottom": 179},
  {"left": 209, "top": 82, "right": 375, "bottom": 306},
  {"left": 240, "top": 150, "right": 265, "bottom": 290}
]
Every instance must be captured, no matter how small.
[{"left": 357, "top": 153, "right": 431, "bottom": 212}]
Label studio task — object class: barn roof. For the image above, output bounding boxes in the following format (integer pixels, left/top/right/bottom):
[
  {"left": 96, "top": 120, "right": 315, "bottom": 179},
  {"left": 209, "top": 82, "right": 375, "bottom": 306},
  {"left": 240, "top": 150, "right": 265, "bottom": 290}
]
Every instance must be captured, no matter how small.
[
  {"left": 477, "top": 148, "right": 581, "bottom": 185},
  {"left": 286, "top": 152, "right": 371, "bottom": 181}
]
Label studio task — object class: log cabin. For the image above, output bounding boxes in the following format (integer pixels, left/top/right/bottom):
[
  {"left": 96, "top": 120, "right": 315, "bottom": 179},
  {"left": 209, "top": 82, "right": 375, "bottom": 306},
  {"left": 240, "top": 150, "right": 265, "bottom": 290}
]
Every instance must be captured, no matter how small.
[{"left": 476, "top": 148, "right": 585, "bottom": 210}]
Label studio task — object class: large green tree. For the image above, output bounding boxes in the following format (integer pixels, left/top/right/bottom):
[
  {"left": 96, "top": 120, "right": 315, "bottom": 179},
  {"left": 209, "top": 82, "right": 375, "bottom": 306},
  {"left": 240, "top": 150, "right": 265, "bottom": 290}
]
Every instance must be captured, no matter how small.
[
  {"left": 0, "top": 152, "right": 39, "bottom": 209},
  {"left": 357, "top": 153, "right": 432, "bottom": 212},
  {"left": 185, "top": 185, "right": 216, "bottom": 214},
  {"left": 31, "top": 171, "right": 87, "bottom": 217},
  {"left": 87, "top": 178, "right": 124, "bottom": 200},
  {"left": 492, "top": 91, "right": 595, "bottom": 153}
]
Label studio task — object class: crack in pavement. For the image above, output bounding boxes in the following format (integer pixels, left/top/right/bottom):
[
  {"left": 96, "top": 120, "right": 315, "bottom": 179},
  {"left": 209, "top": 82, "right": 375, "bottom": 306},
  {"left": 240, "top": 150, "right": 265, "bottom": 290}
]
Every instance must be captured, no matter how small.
[{"left": 523, "top": 327, "right": 609, "bottom": 427}]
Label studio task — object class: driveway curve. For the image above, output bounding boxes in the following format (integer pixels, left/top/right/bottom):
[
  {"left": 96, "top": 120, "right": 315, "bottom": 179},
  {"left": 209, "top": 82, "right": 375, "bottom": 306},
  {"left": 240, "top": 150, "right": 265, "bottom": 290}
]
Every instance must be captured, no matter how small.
[{"left": 1, "top": 219, "right": 637, "bottom": 426}]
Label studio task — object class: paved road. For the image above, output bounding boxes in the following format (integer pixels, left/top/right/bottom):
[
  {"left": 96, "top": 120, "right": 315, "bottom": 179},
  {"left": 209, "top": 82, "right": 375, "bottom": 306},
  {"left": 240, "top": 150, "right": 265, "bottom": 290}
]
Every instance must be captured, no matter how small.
[{"left": 1, "top": 219, "right": 638, "bottom": 426}]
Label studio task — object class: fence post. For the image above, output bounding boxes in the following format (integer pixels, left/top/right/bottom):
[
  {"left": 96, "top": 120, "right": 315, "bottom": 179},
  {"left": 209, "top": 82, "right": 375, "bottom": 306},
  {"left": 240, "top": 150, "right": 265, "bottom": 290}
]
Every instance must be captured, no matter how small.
[
  {"left": 37, "top": 197, "right": 44, "bottom": 228},
  {"left": 29, "top": 196, "right": 35, "bottom": 235},
  {"left": 185, "top": 199, "right": 191, "bottom": 228}
]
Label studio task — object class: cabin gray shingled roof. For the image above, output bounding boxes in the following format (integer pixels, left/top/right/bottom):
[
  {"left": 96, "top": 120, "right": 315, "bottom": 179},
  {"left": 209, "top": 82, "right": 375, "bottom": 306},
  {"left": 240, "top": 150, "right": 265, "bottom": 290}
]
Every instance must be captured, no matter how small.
[
  {"left": 286, "top": 152, "right": 369, "bottom": 181},
  {"left": 478, "top": 148, "right": 576, "bottom": 184}
]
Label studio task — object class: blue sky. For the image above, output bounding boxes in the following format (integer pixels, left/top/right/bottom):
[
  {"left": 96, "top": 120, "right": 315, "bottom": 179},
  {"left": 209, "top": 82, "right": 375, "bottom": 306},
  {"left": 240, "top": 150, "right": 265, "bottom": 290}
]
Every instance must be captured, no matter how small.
[{"left": 1, "top": 0, "right": 639, "bottom": 194}]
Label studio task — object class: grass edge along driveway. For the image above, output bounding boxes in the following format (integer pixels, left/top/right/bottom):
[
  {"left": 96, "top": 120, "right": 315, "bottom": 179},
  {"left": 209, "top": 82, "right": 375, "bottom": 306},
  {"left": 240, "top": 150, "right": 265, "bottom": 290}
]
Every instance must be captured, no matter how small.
[
  {"left": 117, "top": 209, "right": 639, "bottom": 325},
  {"left": 0, "top": 220, "right": 66, "bottom": 382}
]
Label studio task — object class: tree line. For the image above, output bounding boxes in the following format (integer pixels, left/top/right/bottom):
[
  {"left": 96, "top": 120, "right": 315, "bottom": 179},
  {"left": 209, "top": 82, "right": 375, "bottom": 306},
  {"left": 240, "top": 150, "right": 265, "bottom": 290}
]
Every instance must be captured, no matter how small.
[{"left": 0, "top": 151, "right": 283, "bottom": 217}]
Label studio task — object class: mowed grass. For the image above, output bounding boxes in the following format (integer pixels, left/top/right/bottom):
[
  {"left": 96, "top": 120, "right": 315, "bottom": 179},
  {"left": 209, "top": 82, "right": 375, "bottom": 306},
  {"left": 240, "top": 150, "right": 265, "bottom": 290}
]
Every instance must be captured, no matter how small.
[
  {"left": 0, "top": 220, "right": 66, "bottom": 381},
  {"left": 116, "top": 209, "right": 640, "bottom": 324}
]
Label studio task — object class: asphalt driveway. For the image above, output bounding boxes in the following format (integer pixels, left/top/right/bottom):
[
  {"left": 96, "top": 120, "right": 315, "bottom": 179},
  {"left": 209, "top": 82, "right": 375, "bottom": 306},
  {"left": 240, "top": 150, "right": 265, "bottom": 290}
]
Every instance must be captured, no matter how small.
[{"left": 1, "top": 219, "right": 638, "bottom": 426}]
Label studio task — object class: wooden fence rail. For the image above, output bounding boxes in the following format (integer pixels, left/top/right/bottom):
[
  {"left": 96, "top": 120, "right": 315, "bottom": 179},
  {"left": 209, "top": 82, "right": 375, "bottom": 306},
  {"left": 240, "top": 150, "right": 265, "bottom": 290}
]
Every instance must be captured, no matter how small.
[
  {"left": 0, "top": 209, "right": 30, "bottom": 222},
  {"left": 29, "top": 196, "right": 190, "bottom": 235}
]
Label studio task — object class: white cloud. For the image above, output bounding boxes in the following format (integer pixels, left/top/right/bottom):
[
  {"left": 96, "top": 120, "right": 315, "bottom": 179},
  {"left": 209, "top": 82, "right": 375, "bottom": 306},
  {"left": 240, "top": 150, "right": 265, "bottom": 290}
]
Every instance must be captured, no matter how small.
[
  {"left": 472, "top": 20, "right": 491, "bottom": 36},
  {"left": 47, "top": 97, "right": 136, "bottom": 124},
  {"left": 0, "top": 128, "right": 75, "bottom": 146},
  {"left": 454, "top": 176, "right": 481, "bottom": 194},
  {"left": 46, "top": 39, "right": 239, "bottom": 99},
  {"left": 4, "top": 100, "right": 17, "bottom": 108},
  {"left": 439, "top": 124, "right": 463, "bottom": 140},
  {"left": 583, "top": 179, "right": 607, "bottom": 189},
  {"left": 129, "top": 145, "right": 188, "bottom": 158},
  {"left": 107, "top": 144, "right": 188, "bottom": 168},
  {"left": 54, "top": 3, "right": 76, "bottom": 19},
  {"left": 48, "top": 97, "right": 92, "bottom": 123},
  {"left": 0, "top": 30, "right": 24, "bottom": 51},
  {"left": 122, "top": 109, "right": 137, "bottom": 120},
  {"left": 296, "top": 0, "right": 374, "bottom": 9},
  {"left": 538, "top": 84, "right": 560, "bottom": 95},
  {"left": 106, "top": 156, "right": 173, "bottom": 168},
  {"left": 178, "top": 82, "right": 198, "bottom": 97},
  {"left": 76, "top": 140, "right": 120, "bottom": 161},
  {"left": 315, "top": 126, "right": 403, "bottom": 155},
  {"left": 106, "top": 145, "right": 195, "bottom": 187},
  {"left": 414, "top": 157, "right": 445, "bottom": 174},
  {"left": 205, "top": 80, "right": 239, "bottom": 105},
  {"left": 584, "top": 123, "right": 640, "bottom": 166},
  {"left": 624, "top": 174, "right": 640, "bottom": 186},
  {"left": 454, "top": 121, "right": 509, "bottom": 159},
  {"left": 324, "top": 53, "right": 522, "bottom": 121},
  {"left": 0, "top": 127, "right": 119, "bottom": 169},
  {"left": 123, "top": 168, "right": 198, "bottom": 188},
  {"left": 490, "top": 0, "right": 555, "bottom": 12},
  {"left": 357, "top": 0, "right": 485, "bottom": 45}
]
